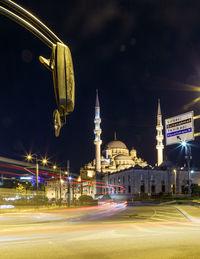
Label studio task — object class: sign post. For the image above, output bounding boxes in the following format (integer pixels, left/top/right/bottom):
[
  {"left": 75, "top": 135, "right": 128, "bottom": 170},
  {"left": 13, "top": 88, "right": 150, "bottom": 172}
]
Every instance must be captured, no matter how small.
[
  {"left": 165, "top": 111, "right": 194, "bottom": 196},
  {"left": 165, "top": 111, "right": 194, "bottom": 146}
]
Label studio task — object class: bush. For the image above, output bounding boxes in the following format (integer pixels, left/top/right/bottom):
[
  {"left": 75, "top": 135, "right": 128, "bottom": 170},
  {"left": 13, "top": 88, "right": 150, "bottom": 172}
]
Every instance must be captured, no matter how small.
[{"left": 79, "top": 195, "right": 97, "bottom": 205}]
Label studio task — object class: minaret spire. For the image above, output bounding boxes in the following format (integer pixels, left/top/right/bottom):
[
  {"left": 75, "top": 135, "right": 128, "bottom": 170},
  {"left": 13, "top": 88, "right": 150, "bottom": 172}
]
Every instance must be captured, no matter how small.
[
  {"left": 156, "top": 99, "right": 164, "bottom": 166},
  {"left": 96, "top": 89, "right": 100, "bottom": 107},
  {"left": 94, "top": 90, "right": 102, "bottom": 173}
]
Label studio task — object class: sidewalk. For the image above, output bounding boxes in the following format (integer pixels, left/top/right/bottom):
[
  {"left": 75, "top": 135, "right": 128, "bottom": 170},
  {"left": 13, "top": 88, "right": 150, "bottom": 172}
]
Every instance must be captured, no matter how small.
[{"left": 175, "top": 205, "right": 200, "bottom": 222}]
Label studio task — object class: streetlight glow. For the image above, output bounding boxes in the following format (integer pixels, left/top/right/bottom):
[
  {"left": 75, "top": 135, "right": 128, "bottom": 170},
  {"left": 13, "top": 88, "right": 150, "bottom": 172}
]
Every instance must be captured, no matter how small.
[
  {"left": 42, "top": 158, "right": 48, "bottom": 165},
  {"left": 26, "top": 154, "right": 33, "bottom": 161},
  {"left": 182, "top": 140, "right": 187, "bottom": 147},
  {"left": 53, "top": 165, "right": 57, "bottom": 170}
]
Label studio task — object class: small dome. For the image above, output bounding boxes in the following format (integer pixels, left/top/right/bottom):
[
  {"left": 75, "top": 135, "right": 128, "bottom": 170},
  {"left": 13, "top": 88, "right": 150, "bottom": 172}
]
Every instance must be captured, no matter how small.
[
  {"left": 106, "top": 140, "right": 127, "bottom": 150},
  {"left": 115, "top": 154, "right": 132, "bottom": 161},
  {"left": 101, "top": 160, "right": 109, "bottom": 165}
]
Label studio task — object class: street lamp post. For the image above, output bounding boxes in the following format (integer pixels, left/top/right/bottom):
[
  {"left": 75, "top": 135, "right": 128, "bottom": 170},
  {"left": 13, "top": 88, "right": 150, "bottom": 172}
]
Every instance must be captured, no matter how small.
[
  {"left": 173, "top": 169, "right": 177, "bottom": 195},
  {"left": 0, "top": 0, "right": 75, "bottom": 137},
  {"left": 36, "top": 156, "right": 39, "bottom": 192},
  {"left": 59, "top": 169, "right": 63, "bottom": 205},
  {"left": 182, "top": 141, "right": 192, "bottom": 196},
  {"left": 26, "top": 154, "right": 39, "bottom": 192},
  {"left": 26, "top": 154, "right": 48, "bottom": 193}
]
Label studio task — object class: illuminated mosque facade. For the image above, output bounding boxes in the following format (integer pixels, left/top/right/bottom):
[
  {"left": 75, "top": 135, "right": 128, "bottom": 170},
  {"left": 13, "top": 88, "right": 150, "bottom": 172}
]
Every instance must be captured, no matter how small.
[
  {"left": 80, "top": 91, "right": 195, "bottom": 199},
  {"left": 81, "top": 91, "right": 148, "bottom": 179}
]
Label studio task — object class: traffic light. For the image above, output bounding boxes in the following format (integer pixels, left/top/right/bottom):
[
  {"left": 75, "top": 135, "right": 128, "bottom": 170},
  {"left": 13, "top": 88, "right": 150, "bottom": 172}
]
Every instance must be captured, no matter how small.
[{"left": 39, "top": 42, "right": 75, "bottom": 136}]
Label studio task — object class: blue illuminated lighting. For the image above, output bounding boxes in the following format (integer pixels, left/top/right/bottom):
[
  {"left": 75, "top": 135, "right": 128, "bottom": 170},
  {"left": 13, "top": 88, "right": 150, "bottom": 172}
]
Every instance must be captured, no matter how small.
[
  {"left": 20, "top": 176, "right": 32, "bottom": 180},
  {"left": 190, "top": 170, "right": 194, "bottom": 174},
  {"left": 182, "top": 141, "right": 187, "bottom": 147}
]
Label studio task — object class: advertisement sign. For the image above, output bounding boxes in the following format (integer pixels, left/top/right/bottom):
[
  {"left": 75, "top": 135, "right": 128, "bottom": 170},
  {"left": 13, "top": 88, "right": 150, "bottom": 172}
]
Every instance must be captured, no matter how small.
[{"left": 165, "top": 111, "right": 194, "bottom": 146}]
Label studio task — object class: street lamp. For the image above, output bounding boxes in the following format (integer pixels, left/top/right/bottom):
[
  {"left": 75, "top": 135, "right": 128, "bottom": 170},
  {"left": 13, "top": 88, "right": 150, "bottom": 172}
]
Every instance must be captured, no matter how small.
[
  {"left": 42, "top": 157, "right": 48, "bottom": 166},
  {"left": 77, "top": 176, "right": 83, "bottom": 196},
  {"left": 173, "top": 169, "right": 177, "bottom": 195},
  {"left": 26, "top": 153, "right": 49, "bottom": 192},
  {"left": 181, "top": 141, "right": 192, "bottom": 196},
  {"left": 0, "top": 0, "right": 75, "bottom": 137},
  {"left": 26, "top": 153, "right": 39, "bottom": 192}
]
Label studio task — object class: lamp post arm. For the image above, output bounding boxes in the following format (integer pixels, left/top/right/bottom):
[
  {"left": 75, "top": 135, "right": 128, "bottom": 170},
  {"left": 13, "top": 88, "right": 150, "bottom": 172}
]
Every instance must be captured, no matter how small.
[
  {"left": 0, "top": 0, "right": 63, "bottom": 44},
  {"left": 0, "top": 5, "right": 53, "bottom": 48}
]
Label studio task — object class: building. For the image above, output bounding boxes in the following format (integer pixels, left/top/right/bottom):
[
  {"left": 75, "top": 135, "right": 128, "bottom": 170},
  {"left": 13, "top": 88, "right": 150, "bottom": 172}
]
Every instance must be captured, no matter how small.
[
  {"left": 103, "top": 165, "right": 193, "bottom": 200},
  {"left": 81, "top": 91, "right": 147, "bottom": 182},
  {"left": 80, "top": 92, "right": 200, "bottom": 200},
  {"left": 46, "top": 178, "right": 81, "bottom": 202}
]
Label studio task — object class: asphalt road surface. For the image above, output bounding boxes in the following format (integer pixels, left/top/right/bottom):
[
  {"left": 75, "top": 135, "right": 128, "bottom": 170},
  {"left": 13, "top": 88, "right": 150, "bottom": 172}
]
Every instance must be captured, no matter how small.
[{"left": 1, "top": 202, "right": 200, "bottom": 259}]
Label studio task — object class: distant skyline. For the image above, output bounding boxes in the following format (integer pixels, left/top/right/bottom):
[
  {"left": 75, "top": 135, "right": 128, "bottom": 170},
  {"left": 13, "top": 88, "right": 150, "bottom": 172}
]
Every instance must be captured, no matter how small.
[{"left": 1, "top": 0, "right": 200, "bottom": 172}]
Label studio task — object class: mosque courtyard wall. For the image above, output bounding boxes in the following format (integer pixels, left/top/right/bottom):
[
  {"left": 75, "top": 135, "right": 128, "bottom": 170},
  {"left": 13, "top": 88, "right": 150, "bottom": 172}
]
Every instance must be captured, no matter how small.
[{"left": 102, "top": 168, "right": 199, "bottom": 200}]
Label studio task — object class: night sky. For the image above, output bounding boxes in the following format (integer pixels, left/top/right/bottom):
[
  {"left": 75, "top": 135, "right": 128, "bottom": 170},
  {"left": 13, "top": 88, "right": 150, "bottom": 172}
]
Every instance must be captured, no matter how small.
[{"left": 1, "top": 0, "right": 200, "bottom": 173}]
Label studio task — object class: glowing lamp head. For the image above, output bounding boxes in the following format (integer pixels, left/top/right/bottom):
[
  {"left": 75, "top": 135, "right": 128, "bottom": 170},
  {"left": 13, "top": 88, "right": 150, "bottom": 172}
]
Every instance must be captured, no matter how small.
[
  {"left": 53, "top": 165, "right": 57, "bottom": 170},
  {"left": 42, "top": 158, "right": 48, "bottom": 165},
  {"left": 27, "top": 154, "right": 32, "bottom": 160},
  {"left": 182, "top": 141, "right": 187, "bottom": 147},
  {"left": 68, "top": 176, "right": 72, "bottom": 181}
]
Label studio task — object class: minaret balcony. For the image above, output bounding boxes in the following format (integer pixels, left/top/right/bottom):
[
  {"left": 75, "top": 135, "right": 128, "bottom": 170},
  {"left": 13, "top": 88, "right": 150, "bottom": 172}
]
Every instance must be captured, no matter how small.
[
  {"left": 94, "top": 140, "right": 102, "bottom": 145},
  {"left": 94, "top": 118, "right": 101, "bottom": 124},
  {"left": 156, "top": 135, "right": 163, "bottom": 141},
  {"left": 156, "top": 144, "right": 164, "bottom": 150},
  {"left": 156, "top": 125, "right": 163, "bottom": 131},
  {"left": 94, "top": 129, "right": 102, "bottom": 135}
]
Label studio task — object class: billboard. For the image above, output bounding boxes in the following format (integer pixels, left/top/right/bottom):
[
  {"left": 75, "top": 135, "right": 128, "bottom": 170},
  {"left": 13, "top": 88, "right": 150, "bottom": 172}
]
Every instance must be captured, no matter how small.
[{"left": 165, "top": 111, "right": 194, "bottom": 146}]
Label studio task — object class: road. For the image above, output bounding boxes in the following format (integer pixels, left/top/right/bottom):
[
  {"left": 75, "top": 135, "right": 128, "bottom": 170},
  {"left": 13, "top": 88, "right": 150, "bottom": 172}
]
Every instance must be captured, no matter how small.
[{"left": 0, "top": 202, "right": 200, "bottom": 259}]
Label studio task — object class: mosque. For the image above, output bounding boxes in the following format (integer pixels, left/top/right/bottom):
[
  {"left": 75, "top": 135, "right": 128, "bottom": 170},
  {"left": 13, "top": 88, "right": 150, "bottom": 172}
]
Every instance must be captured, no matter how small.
[
  {"left": 80, "top": 91, "right": 195, "bottom": 199},
  {"left": 80, "top": 91, "right": 156, "bottom": 178}
]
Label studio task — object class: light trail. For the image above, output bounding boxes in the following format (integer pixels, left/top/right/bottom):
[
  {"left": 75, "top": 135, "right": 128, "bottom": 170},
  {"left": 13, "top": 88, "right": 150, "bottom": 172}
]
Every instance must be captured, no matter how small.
[{"left": 0, "top": 162, "right": 126, "bottom": 195}]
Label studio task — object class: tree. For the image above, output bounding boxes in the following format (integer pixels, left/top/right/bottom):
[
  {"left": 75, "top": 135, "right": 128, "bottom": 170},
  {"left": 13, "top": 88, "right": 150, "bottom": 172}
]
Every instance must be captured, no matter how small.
[{"left": 191, "top": 184, "right": 200, "bottom": 197}]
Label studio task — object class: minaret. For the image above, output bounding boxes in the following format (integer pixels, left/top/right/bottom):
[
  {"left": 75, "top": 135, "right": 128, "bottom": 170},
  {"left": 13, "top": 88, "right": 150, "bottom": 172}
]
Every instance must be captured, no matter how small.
[
  {"left": 156, "top": 99, "right": 164, "bottom": 166},
  {"left": 94, "top": 90, "right": 102, "bottom": 172}
]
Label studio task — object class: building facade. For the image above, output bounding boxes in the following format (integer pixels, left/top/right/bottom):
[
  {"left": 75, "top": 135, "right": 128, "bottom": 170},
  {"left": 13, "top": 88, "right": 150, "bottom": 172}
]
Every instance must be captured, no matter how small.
[
  {"left": 80, "top": 93, "right": 200, "bottom": 200},
  {"left": 103, "top": 166, "right": 198, "bottom": 200},
  {"left": 81, "top": 92, "right": 148, "bottom": 182}
]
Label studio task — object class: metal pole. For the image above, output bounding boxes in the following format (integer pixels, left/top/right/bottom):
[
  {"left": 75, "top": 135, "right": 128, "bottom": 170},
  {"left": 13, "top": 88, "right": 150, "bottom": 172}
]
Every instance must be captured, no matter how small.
[
  {"left": 174, "top": 170, "right": 177, "bottom": 195},
  {"left": 0, "top": 6, "right": 53, "bottom": 48},
  {"left": 36, "top": 157, "right": 39, "bottom": 192},
  {"left": 185, "top": 145, "right": 192, "bottom": 196},
  {"left": 1, "top": 0, "right": 63, "bottom": 44},
  {"left": 67, "top": 160, "right": 70, "bottom": 207},
  {"left": 59, "top": 169, "right": 62, "bottom": 205}
]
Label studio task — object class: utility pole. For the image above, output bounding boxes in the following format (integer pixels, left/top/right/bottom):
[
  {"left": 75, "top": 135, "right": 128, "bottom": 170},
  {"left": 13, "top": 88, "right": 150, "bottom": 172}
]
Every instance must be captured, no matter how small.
[
  {"left": 59, "top": 169, "right": 62, "bottom": 205},
  {"left": 184, "top": 144, "right": 192, "bottom": 196},
  {"left": 36, "top": 156, "right": 39, "bottom": 193},
  {"left": 67, "top": 160, "right": 70, "bottom": 207}
]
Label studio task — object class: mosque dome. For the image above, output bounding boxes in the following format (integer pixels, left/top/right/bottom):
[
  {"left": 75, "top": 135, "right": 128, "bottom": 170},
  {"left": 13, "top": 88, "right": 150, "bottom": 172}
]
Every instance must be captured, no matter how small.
[
  {"left": 101, "top": 160, "right": 109, "bottom": 166},
  {"left": 114, "top": 154, "right": 132, "bottom": 161},
  {"left": 106, "top": 140, "right": 127, "bottom": 150}
]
